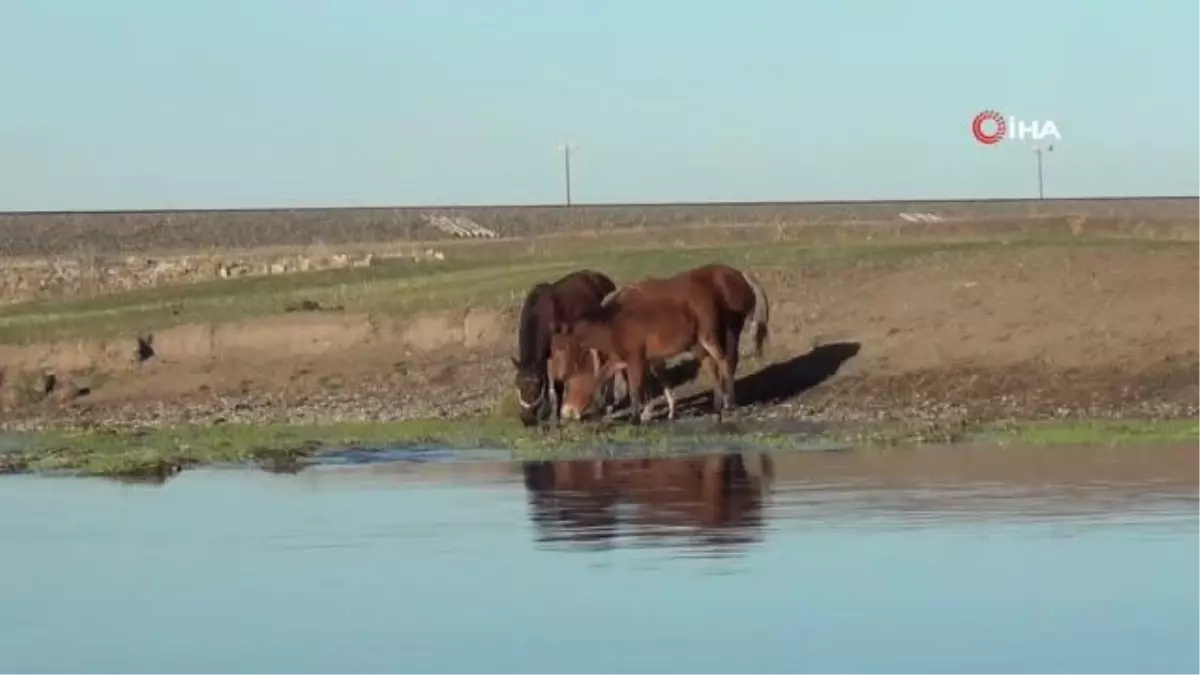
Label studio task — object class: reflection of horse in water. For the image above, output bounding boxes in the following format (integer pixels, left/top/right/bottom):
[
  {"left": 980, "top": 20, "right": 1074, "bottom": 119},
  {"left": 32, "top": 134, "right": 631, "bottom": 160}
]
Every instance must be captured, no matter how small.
[{"left": 521, "top": 452, "right": 774, "bottom": 553}]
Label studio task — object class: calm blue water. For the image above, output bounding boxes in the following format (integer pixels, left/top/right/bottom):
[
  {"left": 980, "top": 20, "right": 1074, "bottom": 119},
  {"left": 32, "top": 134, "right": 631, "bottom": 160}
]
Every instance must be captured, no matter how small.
[{"left": 0, "top": 444, "right": 1196, "bottom": 674}]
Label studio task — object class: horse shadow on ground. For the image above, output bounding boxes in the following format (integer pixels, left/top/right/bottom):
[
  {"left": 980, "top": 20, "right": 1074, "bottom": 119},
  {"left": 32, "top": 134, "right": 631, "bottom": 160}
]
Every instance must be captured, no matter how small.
[{"left": 609, "top": 341, "right": 862, "bottom": 423}]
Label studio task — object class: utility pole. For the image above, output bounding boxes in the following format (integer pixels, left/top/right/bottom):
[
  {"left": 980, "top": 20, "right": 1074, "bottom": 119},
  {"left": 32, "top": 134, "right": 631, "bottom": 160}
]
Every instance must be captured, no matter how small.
[
  {"left": 558, "top": 142, "right": 575, "bottom": 206},
  {"left": 1034, "top": 142, "right": 1054, "bottom": 199}
]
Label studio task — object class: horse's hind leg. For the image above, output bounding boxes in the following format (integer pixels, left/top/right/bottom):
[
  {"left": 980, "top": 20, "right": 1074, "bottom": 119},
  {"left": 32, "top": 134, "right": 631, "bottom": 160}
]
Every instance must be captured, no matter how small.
[
  {"left": 693, "top": 304, "right": 733, "bottom": 415},
  {"left": 691, "top": 349, "right": 725, "bottom": 415},
  {"left": 694, "top": 334, "right": 737, "bottom": 410},
  {"left": 696, "top": 353, "right": 726, "bottom": 412},
  {"left": 696, "top": 334, "right": 732, "bottom": 417},
  {"left": 723, "top": 322, "right": 741, "bottom": 409}
]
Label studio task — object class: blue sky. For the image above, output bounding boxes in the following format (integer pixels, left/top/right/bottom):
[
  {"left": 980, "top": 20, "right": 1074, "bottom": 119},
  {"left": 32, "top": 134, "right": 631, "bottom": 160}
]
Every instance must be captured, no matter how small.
[{"left": 1, "top": 0, "right": 1196, "bottom": 210}]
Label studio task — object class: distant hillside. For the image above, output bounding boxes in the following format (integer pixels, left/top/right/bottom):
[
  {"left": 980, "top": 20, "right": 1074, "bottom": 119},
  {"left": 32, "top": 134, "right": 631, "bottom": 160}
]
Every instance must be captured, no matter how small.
[{"left": 1, "top": 196, "right": 1195, "bottom": 257}]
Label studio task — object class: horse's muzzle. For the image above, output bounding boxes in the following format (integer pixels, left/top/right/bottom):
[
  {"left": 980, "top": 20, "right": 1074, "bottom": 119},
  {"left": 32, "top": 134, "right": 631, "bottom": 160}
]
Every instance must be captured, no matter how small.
[{"left": 518, "top": 408, "right": 540, "bottom": 427}]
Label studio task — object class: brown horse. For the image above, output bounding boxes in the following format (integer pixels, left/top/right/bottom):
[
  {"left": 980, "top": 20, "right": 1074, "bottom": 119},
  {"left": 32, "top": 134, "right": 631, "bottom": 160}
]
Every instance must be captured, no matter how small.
[
  {"left": 605, "top": 263, "right": 771, "bottom": 379},
  {"left": 550, "top": 276, "right": 733, "bottom": 425},
  {"left": 510, "top": 269, "right": 618, "bottom": 426},
  {"left": 553, "top": 263, "right": 771, "bottom": 421}
]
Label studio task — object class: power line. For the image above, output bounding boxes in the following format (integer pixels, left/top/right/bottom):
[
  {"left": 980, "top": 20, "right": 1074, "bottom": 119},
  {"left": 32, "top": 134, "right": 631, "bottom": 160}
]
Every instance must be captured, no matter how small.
[
  {"left": 1033, "top": 142, "right": 1054, "bottom": 199},
  {"left": 558, "top": 142, "right": 576, "bottom": 206}
]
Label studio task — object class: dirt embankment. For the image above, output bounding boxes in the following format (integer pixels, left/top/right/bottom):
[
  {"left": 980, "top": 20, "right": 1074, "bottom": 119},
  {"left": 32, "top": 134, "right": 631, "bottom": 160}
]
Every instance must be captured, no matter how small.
[
  {"left": 2, "top": 243, "right": 1196, "bottom": 432},
  {"left": 0, "top": 245, "right": 449, "bottom": 306}
]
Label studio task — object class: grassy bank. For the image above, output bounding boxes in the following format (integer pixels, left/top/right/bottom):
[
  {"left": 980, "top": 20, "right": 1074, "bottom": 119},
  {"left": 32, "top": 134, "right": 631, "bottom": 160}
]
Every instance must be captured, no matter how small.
[
  {"left": 0, "top": 224, "right": 1190, "bottom": 344},
  {"left": 2, "top": 415, "right": 1195, "bottom": 481}
]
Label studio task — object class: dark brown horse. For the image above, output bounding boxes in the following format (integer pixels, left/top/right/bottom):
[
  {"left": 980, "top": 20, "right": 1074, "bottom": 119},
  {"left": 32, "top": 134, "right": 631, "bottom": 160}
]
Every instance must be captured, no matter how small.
[
  {"left": 510, "top": 269, "right": 617, "bottom": 426},
  {"left": 550, "top": 276, "right": 733, "bottom": 424},
  {"left": 552, "top": 263, "right": 771, "bottom": 422}
]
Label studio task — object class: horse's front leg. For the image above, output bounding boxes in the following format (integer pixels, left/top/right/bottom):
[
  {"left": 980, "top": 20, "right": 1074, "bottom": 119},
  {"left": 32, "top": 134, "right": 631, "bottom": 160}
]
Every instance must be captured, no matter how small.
[
  {"left": 544, "top": 360, "right": 561, "bottom": 422},
  {"left": 551, "top": 378, "right": 565, "bottom": 424},
  {"left": 591, "top": 354, "right": 629, "bottom": 421},
  {"left": 647, "top": 361, "right": 676, "bottom": 421},
  {"left": 625, "top": 359, "right": 646, "bottom": 426},
  {"left": 637, "top": 366, "right": 658, "bottom": 422},
  {"left": 598, "top": 371, "right": 623, "bottom": 421},
  {"left": 609, "top": 370, "right": 630, "bottom": 417},
  {"left": 724, "top": 326, "right": 741, "bottom": 410}
]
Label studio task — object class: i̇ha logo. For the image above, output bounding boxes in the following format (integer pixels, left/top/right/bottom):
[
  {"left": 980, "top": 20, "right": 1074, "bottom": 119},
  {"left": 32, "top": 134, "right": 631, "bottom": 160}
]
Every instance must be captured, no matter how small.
[{"left": 972, "top": 110, "right": 1061, "bottom": 145}]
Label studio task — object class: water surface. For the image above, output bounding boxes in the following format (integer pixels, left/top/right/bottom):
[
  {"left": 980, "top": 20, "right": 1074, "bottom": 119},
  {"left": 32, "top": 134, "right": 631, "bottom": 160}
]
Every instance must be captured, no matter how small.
[{"left": 1, "top": 443, "right": 1196, "bottom": 673}]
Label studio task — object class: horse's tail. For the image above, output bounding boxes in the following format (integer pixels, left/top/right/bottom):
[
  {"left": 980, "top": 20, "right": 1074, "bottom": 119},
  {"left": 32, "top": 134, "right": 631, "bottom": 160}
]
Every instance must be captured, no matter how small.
[{"left": 740, "top": 269, "right": 771, "bottom": 358}]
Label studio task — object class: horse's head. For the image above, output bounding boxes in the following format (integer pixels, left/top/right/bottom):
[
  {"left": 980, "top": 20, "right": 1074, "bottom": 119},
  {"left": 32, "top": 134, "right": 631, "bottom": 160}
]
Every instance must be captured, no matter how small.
[
  {"left": 556, "top": 372, "right": 592, "bottom": 421},
  {"left": 549, "top": 331, "right": 606, "bottom": 421},
  {"left": 510, "top": 356, "right": 546, "bottom": 427}
]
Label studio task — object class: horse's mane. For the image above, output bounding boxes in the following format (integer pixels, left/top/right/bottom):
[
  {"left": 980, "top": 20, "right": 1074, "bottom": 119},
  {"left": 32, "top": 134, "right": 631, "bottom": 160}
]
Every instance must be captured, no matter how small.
[
  {"left": 516, "top": 283, "right": 552, "bottom": 368},
  {"left": 600, "top": 287, "right": 625, "bottom": 308}
]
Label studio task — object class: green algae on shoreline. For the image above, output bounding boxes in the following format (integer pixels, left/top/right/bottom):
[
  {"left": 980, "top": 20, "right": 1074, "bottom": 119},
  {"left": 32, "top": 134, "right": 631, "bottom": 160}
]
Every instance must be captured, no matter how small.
[
  {"left": 0, "top": 416, "right": 815, "bottom": 479},
  {"left": 1, "top": 416, "right": 1196, "bottom": 480}
]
